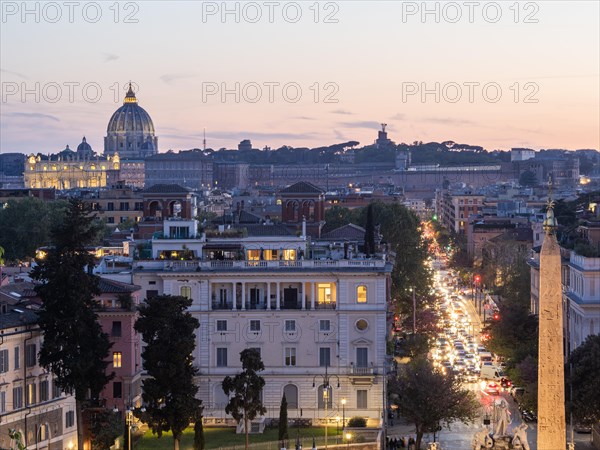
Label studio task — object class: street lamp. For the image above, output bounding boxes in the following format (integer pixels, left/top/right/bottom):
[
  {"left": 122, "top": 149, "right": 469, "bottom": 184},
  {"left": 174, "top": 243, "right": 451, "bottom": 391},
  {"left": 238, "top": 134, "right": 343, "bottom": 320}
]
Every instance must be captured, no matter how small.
[
  {"left": 345, "top": 432, "right": 352, "bottom": 450},
  {"left": 336, "top": 416, "right": 340, "bottom": 443},
  {"left": 312, "top": 364, "right": 340, "bottom": 450},
  {"left": 341, "top": 398, "right": 346, "bottom": 432},
  {"left": 126, "top": 409, "right": 134, "bottom": 450}
]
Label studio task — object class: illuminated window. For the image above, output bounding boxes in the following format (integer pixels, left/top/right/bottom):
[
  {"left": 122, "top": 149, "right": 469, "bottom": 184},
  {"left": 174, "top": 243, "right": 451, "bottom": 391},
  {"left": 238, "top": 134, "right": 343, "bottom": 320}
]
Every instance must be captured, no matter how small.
[
  {"left": 317, "top": 283, "right": 335, "bottom": 304},
  {"left": 113, "top": 352, "right": 122, "bottom": 368},
  {"left": 247, "top": 249, "right": 260, "bottom": 261},
  {"left": 180, "top": 286, "right": 192, "bottom": 299},
  {"left": 283, "top": 249, "right": 296, "bottom": 260},
  {"left": 264, "top": 249, "right": 279, "bottom": 261},
  {"left": 357, "top": 285, "right": 367, "bottom": 303}
]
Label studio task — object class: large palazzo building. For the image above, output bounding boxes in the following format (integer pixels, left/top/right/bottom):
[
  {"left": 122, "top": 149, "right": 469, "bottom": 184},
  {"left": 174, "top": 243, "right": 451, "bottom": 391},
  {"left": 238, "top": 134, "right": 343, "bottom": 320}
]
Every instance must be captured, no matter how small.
[{"left": 129, "top": 182, "right": 391, "bottom": 425}]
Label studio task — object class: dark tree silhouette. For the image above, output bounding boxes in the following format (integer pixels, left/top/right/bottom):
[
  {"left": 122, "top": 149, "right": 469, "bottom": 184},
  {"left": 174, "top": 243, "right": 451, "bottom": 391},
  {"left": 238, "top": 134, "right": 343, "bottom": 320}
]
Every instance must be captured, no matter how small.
[
  {"left": 135, "top": 294, "right": 201, "bottom": 450},
  {"left": 31, "top": 199, "right": 112, "bottom": 450},
  {"left": 222, "top": 349, "right": 267, "bottom": 450}
]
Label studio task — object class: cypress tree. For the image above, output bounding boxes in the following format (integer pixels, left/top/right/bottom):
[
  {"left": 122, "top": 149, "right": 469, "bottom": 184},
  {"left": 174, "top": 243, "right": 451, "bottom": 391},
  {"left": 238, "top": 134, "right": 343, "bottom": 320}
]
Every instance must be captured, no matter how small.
[
  {"left": 278, "top": 394, "right": 289, "bottom": 441},
  {"left": 364, "top": 203, "right": 376, "bottom": 257}
]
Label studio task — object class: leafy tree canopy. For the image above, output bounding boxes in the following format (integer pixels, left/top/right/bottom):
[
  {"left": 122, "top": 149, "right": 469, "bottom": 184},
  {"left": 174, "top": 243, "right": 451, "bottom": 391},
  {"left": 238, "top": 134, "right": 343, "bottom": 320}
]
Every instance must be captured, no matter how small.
[
  {"left": 388, "top": 358, "right": 479, "bottom": 449},
  {"left": 0, "top": 197, "right": 68, "bottom": 261},
  {"left": 569, "top": 334, "right": 600, "bottom": 424}
]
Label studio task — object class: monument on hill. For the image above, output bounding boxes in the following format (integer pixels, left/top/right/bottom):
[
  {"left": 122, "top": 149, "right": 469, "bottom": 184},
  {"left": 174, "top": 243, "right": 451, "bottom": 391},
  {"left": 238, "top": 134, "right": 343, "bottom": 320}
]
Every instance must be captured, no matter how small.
[{"left": 537, "top": 180, "right": 567, "bottom": 449}]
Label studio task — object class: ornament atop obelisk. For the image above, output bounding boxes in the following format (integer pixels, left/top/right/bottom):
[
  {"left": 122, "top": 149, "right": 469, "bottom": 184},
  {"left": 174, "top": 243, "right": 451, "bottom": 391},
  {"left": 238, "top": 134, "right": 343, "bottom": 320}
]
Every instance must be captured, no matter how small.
[{"left": 537, "top": 176, "right": 566, "bottom": 449}]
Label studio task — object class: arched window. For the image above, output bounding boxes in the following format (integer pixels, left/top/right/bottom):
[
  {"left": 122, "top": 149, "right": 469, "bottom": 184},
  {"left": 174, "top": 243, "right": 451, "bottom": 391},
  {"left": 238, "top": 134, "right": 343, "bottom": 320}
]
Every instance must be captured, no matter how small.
[
  {"left": 283, "top": 384, "right": 298, "bottom": 409},
  {"left": 357, "top": 285, "right": 367, "bottom": 303},
  {"left": 38, "top": 423, "right": 49, "bottom": 442},
  {"left": 180, "top": 286, "right": 192, "bottom": 299},
  {"left": 317, "top": 384, "right": 333, "bottom": 409}
]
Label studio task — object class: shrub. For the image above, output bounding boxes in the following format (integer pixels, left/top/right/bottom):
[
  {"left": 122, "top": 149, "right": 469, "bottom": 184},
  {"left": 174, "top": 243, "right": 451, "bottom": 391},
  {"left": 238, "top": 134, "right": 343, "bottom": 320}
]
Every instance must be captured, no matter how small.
[{"left": 347, "top": 417, "right": 367, "bottom": 427}]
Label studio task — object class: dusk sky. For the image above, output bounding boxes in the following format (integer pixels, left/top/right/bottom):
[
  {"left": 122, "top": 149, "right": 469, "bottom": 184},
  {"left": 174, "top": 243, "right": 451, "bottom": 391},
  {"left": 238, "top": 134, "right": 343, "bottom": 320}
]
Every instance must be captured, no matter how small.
[{"left": 1, "top": 1, "right": 599, "bottom": 155}]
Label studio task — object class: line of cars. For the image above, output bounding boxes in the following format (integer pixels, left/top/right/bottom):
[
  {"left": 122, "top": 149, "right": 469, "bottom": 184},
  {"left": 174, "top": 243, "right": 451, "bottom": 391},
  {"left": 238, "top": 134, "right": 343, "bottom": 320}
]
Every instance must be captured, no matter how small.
[{"left": 432, "top": 274, "right": 490, "bottom": 384}]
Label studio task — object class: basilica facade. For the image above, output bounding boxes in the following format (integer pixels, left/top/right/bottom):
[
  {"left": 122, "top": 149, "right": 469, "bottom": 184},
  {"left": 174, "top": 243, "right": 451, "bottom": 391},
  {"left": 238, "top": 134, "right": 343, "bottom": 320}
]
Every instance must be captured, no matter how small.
[{"left": 24, "top": 139, "right": 120, "bottom": 189}]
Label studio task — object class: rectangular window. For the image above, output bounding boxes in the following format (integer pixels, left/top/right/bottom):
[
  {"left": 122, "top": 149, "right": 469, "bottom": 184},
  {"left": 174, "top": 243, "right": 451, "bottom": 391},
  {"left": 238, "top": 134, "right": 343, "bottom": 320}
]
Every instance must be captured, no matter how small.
[
  {"left": 217, "top": 348, "right": 228, "bottom": 367},
  {"left": 39, "top": 380, "right": 49, "bottom": 402},
  {"left": 25, "top": 343, "right": 36, "bottom": 367},
  {"left": 250, "top": 320, "right": 261, "bottom": 332},
  {"left": 357, "top": 390, "right": 368, "bottom": 409},
  {"left": 113, "top": 381, "right": 122, "bottom": 398},
  {"left": 52, "top": 380, "right": 61, "bottom": 399},
  {"left": 317, "top": 283, "right": 334, "bottom": 304},
  {"left": 356, "top": 348, "right": 368, "bottom": 367},
  {"left": 111, "top": 321, "right": 122, "bottom": 337},
  {"left": 107, "top": 202, "right": 114, "bottom": 211},
  {"left": 180, "top": 286, "right": 192, "bottom": 299},
  {"left": 216, "top": 320, "right": 227, "bottom": 331},
  {"left": 107, "top": 217, "right": 115, "bottom": 224},
  {"left": 146, "top": 290, "right": 159, "bottom": 299},
  {"left": 357, "top": 285, "right": 367, "bottom": 303},
  {"left": 113, "top": 352, "right": 122, "bottom": 368},
  {"left": 14, "top": 347, "right": 20, "bottom": 370},
  {"left": 66, "top": 410, "right": 75, "bottom": 428},
  {"left": 285, "top": 320, "right": 296, "bottom": 332},
  {"left": 320, "top": 320, "right": 331, "bottom": 332},
  {"left": 247, "top": 249, "right": 260, "bottom": 261},
  {"left": 285, "top": 348, "right": 296, "bottom": 366},
  {"left": 26, "top": 382, "right": 36, "bottom": 406},
  {"left": 0, "top": 349, "right": 8, "bottom": 373},
  {"left": 319, "top": 347, "right": 331, "bottom": 367},
  {"left": 13, "top": 386, "right": 23, "bottom": 409},
  {"left": 0, "top": 391, "right": 5, "bottom": 413},
  {"left": 120, "top": 202, "right": 129, "bottom": 211}
]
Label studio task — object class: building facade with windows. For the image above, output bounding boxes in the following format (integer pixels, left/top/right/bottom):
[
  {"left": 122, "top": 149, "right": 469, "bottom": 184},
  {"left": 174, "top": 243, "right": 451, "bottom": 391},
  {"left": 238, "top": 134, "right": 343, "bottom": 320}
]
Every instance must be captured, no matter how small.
[
  {"left": 95, "top": 278, "right": 143, "bottom": 412},
  {"left": 85, "top": 185, "right": 144, "bottom": 227},
  {"left": 0, "top": 302, "right": 77, "bottom": 450},
  {"left": 435, "top": 189, "right": 485, "bottom": 235},
  {"left": 132, "top": 217, "right": 392, "bottom": 425}
]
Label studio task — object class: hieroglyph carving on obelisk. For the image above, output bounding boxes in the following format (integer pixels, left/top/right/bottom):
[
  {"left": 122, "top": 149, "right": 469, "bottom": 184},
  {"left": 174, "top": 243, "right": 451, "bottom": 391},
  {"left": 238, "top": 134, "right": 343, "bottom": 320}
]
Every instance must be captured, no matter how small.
[{"left": 537, "top": 178, "right": 567, "bottom": 450}]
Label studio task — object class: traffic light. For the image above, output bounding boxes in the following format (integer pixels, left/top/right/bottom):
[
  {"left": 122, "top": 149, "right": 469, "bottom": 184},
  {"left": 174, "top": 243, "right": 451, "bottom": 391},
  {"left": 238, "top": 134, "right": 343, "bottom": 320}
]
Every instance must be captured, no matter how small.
[
  {"left": 474, "top": 274, "right": 481, "bottom": 284},
  {"left": 493, "top": 313, "right": 500, "bottom": 321}
]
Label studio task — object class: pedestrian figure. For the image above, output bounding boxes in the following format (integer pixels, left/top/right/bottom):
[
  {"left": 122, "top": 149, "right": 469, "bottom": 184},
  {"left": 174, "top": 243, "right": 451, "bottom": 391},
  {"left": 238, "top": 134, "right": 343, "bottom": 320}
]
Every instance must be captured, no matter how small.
[{"left": 408, "top": 436, "right": 416, "bottom": 450}]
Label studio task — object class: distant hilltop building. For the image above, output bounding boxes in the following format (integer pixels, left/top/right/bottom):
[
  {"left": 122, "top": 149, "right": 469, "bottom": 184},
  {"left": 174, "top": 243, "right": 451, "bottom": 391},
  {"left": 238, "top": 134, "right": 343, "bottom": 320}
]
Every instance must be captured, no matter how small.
[
  {"left": 375, "top": 123, "right": 394, "bottom": 149},
  {"left": 24, "top": 138, "right": 120, "bottom": 189},
  {"left": 238, "top": 139, "right": 252, "bottom": 151},
  {"left": 511, "top": 148, "right": 535, "bottom": 162},
  {"left": 104, "top": 83, "right": 158, "bottom": 160}
]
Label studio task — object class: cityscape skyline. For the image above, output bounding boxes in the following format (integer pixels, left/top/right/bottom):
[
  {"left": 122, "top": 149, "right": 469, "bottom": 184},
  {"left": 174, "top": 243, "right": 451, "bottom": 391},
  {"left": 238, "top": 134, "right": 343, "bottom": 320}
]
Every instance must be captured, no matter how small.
[{"left": 1, "top": 1, "right": 599, "bottom": 155}]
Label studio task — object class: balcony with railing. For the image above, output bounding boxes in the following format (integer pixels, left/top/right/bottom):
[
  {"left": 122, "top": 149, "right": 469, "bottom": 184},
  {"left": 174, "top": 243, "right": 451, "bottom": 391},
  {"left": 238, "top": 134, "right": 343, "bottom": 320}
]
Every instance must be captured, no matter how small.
[
  {"left": 135, "top": 258, "right": 388, "bottom": 272},
  {"left": 348, "top": 365, "right": 377, "bottom": 385}
]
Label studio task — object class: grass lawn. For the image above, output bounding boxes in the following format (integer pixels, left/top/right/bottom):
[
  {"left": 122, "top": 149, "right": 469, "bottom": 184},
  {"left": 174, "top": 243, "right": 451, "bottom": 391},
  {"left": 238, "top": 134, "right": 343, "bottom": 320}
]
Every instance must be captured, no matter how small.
[{"left": 136, "top": 426, "right": 343, "bottom": 450}]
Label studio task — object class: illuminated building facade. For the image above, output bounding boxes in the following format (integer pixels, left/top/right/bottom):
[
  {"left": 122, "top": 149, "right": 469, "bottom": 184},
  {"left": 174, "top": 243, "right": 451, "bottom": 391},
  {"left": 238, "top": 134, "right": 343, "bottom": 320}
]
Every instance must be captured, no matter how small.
[{"left": 24, "top": 145, "right": 120, "bottom": 189}]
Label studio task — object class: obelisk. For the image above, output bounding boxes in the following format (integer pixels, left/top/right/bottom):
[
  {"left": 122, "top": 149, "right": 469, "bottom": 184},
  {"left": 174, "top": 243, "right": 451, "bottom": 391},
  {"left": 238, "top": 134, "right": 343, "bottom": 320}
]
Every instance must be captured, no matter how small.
[{"left": 537, "top": 187, "right": 566, "bottom": 450}]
